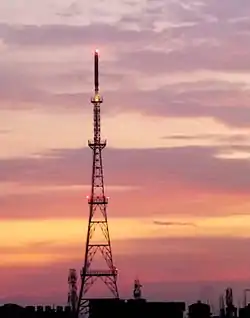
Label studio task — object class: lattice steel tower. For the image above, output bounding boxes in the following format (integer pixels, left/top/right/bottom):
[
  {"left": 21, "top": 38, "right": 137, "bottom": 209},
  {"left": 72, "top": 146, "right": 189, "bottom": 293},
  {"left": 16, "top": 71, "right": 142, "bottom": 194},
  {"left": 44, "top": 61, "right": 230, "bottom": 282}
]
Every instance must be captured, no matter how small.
[
  {"left": 76, "top": 50, "right": 119, "bottom": 317},
  {"left": 68, "top": 268, "right": 78, "bottom": 313}
]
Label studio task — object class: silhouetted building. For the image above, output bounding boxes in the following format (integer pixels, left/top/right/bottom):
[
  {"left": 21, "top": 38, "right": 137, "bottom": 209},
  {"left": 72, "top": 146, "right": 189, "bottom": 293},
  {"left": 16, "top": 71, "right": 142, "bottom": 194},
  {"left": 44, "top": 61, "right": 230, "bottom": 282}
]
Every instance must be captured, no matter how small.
[
  {"left": 0, "top": 300, "right": 186, "bottom": 318},
  {"left": 89, "top": 298, "right": 125, "bottom": 318},
  {"left": 88, "top": 298, "right": 185, "bottom": 318},
  {"left": 0, "top": 304, "right": 24, "bottom": 318},
  {"left": 0, "top": 304, "right": 73, "bottom": 318},
  {"left": 225, "top": 306, "right": 237, "bottom": 318},
  {"left": 239, "top": 303, "right": 250, "bottom": 318},
  {"left": 188, "top": 301, "right": 211, "bottom": 318}
]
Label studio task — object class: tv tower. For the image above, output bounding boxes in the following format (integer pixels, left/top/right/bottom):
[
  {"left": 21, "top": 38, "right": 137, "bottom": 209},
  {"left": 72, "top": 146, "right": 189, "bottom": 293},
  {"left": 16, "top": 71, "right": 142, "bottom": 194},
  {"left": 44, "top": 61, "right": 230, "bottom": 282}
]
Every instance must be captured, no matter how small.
[{"left": 76, "top": 50, "right": 119, "bottom": 317}]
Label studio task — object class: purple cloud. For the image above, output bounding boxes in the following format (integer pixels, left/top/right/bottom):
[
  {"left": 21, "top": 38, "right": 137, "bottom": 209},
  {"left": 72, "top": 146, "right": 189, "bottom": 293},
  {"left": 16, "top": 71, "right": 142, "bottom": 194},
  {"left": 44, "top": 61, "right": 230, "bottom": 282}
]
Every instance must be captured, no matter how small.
[
  {"left": 0, "top": 146, "right": 250, "bottom": 193},
  {"left": 1, "top": 6, "right": 250, "bottom": 128},
  {"left": 153, "top": 221, "right": 197, "bottom": 227},
  {"left": 0, "top": 23, "right": 153, "bottom": 47},
  {"left": 1, "top": 70, "right": 250, "bottom": 127},
  {"left": 1, "top": 145, "right": 250, "bottom": 219},
  {"left": 162, "top": 133, "right": 250, "bottom": 144}
]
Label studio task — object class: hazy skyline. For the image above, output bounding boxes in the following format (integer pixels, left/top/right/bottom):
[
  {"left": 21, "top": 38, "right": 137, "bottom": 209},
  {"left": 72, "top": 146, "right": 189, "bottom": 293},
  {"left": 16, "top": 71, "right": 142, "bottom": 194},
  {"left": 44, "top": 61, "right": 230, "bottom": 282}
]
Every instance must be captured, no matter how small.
[{"left": 1, "top": 0, "right": 250, "bottom": 308}]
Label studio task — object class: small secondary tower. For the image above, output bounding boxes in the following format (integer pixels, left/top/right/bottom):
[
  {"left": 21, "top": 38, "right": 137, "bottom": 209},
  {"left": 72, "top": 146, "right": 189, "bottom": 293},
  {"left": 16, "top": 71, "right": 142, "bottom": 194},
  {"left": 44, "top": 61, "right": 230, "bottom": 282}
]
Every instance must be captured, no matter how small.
[
  {"left": 68, "top": 268, "right": 78, "bottom": 313},
  {"left": 76, "top": 50, "right": 119, "bottom": 317}
]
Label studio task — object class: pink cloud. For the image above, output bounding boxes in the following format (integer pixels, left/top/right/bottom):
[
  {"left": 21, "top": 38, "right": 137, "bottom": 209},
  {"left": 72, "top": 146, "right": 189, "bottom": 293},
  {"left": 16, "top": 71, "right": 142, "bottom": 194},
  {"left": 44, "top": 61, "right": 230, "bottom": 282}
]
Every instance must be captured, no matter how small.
[{"left": 1, "top": 146, "right": 250, "bottom": 191}]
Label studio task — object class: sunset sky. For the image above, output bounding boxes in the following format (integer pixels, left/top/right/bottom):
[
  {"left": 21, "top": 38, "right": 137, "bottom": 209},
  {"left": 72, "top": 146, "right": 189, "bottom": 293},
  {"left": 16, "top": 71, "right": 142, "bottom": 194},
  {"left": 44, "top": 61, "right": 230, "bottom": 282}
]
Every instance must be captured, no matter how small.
[{"left": 1, "top": 0, "right": 250, "bottom": 309}]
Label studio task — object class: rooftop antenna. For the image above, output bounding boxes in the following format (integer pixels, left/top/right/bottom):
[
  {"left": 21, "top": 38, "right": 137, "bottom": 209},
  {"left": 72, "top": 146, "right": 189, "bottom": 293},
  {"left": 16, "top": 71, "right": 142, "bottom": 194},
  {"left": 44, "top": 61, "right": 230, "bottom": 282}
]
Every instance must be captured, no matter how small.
[{"left": 133, "top": 278, "right": 142, "bottom": 299}]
